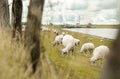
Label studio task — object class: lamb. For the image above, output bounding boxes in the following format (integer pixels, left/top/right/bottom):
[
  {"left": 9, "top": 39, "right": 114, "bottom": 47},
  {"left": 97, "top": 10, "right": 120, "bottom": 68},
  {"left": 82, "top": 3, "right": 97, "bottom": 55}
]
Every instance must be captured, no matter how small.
[
  {"left": 61, "top": 34, "right": 76, "bottom": 56},
  {"left": 80, "top": 42, "right": 95, "bottom": 55},
  {"left": 90, "top": 45, "right": 109, "bottom": 65}
]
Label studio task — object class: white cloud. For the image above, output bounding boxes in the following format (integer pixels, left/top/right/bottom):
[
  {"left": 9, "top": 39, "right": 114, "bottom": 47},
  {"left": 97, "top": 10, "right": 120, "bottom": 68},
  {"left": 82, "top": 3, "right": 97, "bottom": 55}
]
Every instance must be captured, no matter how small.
[
  {"left": 9, "top": 0, "right": 118, "bottom": 24},
  {"left": 41, "top": 0, "right": 119, "bottom": 24},
  {"left": 99, "top": 0, "right": 117, "bottom": 9},
  {"left": 91, "top": 9, "right": 118, "bottom": 24}
]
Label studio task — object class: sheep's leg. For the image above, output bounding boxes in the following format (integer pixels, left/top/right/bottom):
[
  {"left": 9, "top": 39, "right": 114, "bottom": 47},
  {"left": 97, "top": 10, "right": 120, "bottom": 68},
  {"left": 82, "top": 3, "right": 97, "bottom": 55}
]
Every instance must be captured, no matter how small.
[
  {"left": 89, "top": 49, "right": 93, "bottom": 55},
  {"left": 71, "top": 48, "right": 75, "bottom": 60},
  {"left": 71, "top": 48, "right": 74, "bottom": 55},
  {"left": 91, "top": 61, "right": 96, "bottom": 66},
  {"left": 85, "top": 50, "right": 88, "bottom": 57},
  {"left": 66, "top": 52, "right": 69, "bottom": 57},
  {"left": 62, "top": 52, "right": 65, "bottom": 57}
]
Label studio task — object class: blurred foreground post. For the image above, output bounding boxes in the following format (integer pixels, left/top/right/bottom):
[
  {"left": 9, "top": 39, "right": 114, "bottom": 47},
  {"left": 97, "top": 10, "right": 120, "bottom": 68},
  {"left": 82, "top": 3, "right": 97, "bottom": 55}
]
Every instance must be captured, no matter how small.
[
  {"left": 0, "top": 0, "right": 10, "bottom": 27},
  {"left": 103, "top": 28, "right": 120, "bottom": 79},
  {"left": 11, "top": 0, "right": 23, "bottom": 40},
  {"left": 25, "top": 0, "right": 44, "bottom": 73},
  {"left": 102, "top": 1, "right": 120, "bottom": 78}
]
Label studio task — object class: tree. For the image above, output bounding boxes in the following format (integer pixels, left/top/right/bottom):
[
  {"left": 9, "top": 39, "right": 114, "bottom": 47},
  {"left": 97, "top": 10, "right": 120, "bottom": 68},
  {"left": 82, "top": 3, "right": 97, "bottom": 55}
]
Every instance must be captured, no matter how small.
[
  {"left": 0, "top": 0, "right": 10, "bottom": 27},
  {"left": 87, "top": 23, "right": 92, "bottom": 28},
  {"left": 11, "top": 0, "right": 23, "bottom": 40},
  {"left": 25, "top": 0, "right": 45, "bottom": 73}
]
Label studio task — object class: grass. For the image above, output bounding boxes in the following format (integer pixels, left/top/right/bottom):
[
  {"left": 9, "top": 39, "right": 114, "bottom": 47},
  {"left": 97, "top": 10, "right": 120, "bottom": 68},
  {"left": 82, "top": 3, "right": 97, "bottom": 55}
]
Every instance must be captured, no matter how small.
[
  {"left": 0, "top": 27, "right": 112, "bottom": 79},
  {"left": 45, "top": 25, "right": 120, "bottom": 29},
  {"left": 41, "top": 28, "right": 112, "bottom": 79}
]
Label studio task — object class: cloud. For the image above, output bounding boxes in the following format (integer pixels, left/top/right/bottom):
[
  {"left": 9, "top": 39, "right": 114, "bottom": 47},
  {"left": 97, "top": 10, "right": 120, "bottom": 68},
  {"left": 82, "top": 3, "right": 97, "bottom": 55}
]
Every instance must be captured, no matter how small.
[
  {"left": 99, "top": 0, "right": 117, "bottom": 9},
  {"left": 65, "top": 0, "right": 88, "bottom": 10},
  {"left": 11, "top": 0, "right": 118, "bottom": 24},
  {"left": 91, "top": 9, "right": 118, "bottom": 24}
]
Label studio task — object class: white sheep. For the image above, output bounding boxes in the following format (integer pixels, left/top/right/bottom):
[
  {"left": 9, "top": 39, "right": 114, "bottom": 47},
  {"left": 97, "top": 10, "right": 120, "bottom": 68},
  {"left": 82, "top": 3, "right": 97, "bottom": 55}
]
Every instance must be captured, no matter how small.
[
  {"left": 52, "top": 34, "right": 64, "bottom": 46},
  {"left": 62, "top": 43, "right": 74, "bottom": 56},
  {"left": 61, "top": 34, "right": 76, "bottom": 56},
  {"left": 52, "top": 29, "right": 59, "bottom": 35},
  {"left": 41, "top": 26, "right": 50, "bottom": 31},
  {"left": 80, "top": 42, "right": 95, "bottom": 55},
  {"left": 90, "top": 45, "right": 109, "bottom": 65},
  {"left": 62, "top": 34, "right": 74, "bottom": 47}
]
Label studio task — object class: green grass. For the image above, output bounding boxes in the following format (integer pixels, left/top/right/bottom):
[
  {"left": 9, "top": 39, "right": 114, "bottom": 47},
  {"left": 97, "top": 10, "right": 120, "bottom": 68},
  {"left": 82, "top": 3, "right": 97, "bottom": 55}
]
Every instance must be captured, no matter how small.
[
  {"left": 44, "top": 25, "right": 120, "bottom": 29},
  {"left": 0, "top": 27, "right": 112, "bottom": 79},
  {"left": 41, "top": 29, "right": 112, "bottom": 79}
]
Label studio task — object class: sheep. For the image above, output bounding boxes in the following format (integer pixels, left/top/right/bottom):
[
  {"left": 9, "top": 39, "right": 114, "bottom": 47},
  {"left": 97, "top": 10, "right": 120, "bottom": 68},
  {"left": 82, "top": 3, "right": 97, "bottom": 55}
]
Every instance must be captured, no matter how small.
[
  {"left": 52, "top": 29, "right": 59, "bottom": 35},
  {"left": 52, "top": 34, "right": 64, "bottom": 46},
  {"left": 90, "top": 45, "right": 109, "bottom": 65},
  {"left": 80, "top": 42, "right": 95, "bottom": 55},
  {"left": 62, "top": 44, "right": 74, "bottom": 56},
  {"left": 61, "top": 34, "right": 76, "bottom": 56},
  {"left": 62, "top": 34, "right": 74, "bottom": 47},
  {"left": 41, "top": 26, "right": 50, "bottom": 31}
]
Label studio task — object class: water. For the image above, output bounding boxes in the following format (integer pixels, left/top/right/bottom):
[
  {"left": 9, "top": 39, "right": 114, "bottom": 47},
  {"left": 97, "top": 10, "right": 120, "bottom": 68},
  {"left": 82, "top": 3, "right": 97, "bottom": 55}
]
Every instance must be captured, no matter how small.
[{"left": 63, "top": 28, "right": 119, "bottom": 40}]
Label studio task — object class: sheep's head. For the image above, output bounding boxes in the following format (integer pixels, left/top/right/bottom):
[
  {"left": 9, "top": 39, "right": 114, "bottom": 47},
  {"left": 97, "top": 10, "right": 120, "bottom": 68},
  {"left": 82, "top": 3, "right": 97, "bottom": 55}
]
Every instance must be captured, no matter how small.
[
  {"left": 79, "top": 51, "right": 83, "bottom": 55},
  {"left": 62, "top": 49, "right": 68, "bottom": 56},
  {"left": 90, "top": 57, "right": 97, "bottom": 65},
  {"left": 62, "top": 32, "right": 65, "bottom": 36},
  {"left": 75, "top": 39, "right": 80, "bottom": 46},
  {"left": 76, "top": 41, "right": 80, "bottom": 46}
]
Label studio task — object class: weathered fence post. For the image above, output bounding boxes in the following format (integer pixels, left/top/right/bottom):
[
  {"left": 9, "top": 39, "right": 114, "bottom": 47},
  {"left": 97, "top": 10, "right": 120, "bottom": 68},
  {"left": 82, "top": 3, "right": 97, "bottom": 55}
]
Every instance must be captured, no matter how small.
[
  {"left": 0, "top": 0, "right": 10, "bottom": 27},
  {"left": 25, "top": 0, "right": 45, "bottom": 73},
  {"left": 11, "top": 0, "right": 23, "bottom": 40}
]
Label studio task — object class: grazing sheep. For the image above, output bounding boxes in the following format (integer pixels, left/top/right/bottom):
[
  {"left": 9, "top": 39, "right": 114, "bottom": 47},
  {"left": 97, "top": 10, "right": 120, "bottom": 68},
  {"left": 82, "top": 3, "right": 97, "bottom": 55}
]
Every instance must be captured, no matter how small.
[
  {"left": 62, "top": 34, "right": 74, "bottom": 47},
  {"left": 80, "top": 42, "right": 95, "bottom": 55},
  {"left": 62, "top": 32, "right": 65, "bottom": 36},
  {"left": 52, "top": 34, "right": 64, "bottom": 46},
  {"left": 41, "top": 26, "right": 50, "bottom": 31},
  {"left": 52, "top": 29, "right": 59, "bottom": 35},
  {"left": 61, "top": 34, "right": 76, "bottom": 56},
  {"left": 90, "top": 45, "right": 109, "bottom": 65},
  {"left": 62, "top": 45, "right": 74, "bottom": 56}
]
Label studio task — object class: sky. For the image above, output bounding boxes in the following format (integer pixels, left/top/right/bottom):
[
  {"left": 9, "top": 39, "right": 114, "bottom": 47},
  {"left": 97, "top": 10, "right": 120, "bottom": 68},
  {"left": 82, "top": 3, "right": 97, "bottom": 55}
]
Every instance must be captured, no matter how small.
[{"left": 9, "top": 0, "right": 119, "bottom": 25}]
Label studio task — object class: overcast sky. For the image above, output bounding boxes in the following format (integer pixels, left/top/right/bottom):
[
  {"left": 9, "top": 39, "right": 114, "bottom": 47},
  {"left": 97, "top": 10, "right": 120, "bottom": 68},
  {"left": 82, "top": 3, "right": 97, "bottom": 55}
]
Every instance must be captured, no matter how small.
[{"left": 9, "top": 0, "right": 119, "bottom": 25}]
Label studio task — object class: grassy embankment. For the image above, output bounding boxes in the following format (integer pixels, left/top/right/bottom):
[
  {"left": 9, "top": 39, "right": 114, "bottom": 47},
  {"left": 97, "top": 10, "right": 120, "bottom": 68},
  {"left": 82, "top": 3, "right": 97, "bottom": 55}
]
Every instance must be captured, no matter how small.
[
  {"left": 41, "top": 27, "right": 112, "bottom": 79},
  {"left": 47, "top": 24, "right": 120, "bottom": 29},
  {"left": 0, "top": 27, "right": 112, "bottom": 79}
]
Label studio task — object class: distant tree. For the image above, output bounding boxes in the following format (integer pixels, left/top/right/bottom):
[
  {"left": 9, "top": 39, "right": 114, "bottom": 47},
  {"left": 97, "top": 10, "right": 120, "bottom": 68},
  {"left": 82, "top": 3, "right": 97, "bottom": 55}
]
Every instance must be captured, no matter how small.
[
  {"left": 50, "top": 23, "right": 53, "bottom": 26},
  {"left": 0, "top": 0, "right": 10, "bottom": 27},
  {"left": 25, "top": 0, "right": 45, "bottom": 73},
  {"left": 11, "top": 0, "right": 23, "bottom": 40},
  {"left": 87, "top": 23, "right": 92, "bottom": 28}
]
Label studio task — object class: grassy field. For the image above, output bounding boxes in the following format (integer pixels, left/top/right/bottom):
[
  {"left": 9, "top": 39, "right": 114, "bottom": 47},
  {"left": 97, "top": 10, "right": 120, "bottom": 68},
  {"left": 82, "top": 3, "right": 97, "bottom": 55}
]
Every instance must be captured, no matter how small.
[
  {"left": 0, "top": 27, "right": 112, "bottom": 79},
  {"left": 41, "top": 28, "right": 112, "bottom": 79}
]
